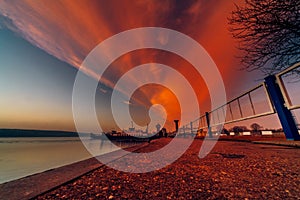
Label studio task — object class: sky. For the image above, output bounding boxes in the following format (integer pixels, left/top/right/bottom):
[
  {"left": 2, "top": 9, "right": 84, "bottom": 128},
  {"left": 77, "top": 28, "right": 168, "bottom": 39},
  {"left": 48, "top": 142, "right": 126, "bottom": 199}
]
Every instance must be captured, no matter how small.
[{"left": 0, "top": 0, "right": 285, "bottom": 133}]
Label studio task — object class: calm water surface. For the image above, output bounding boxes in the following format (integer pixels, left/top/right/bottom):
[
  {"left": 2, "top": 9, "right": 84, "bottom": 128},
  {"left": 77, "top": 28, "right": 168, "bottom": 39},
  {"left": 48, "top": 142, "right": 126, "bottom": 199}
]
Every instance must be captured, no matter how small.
[{"left": 0, "top": 137, "right": 127, "bottom": 183}]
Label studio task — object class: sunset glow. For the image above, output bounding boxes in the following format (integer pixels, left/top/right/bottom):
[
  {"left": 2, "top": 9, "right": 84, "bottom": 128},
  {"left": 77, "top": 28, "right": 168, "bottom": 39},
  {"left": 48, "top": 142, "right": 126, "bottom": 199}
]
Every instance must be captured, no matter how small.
[{"left": 0, "top": 0, "right": 273, "bottom": 132}]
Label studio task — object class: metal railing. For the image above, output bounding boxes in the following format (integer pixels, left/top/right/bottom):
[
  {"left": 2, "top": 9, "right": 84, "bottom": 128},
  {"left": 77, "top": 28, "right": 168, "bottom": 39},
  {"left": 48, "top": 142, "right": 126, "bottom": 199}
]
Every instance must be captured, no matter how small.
[
  {"left": 276, "top": 62, "right": 300, "bottom": 111},
  {"left": 178, "top": 62, "right": 300, "bottom": 140},
  {"left": 209, "top": 82, "right": 275, "bottom": 126}
]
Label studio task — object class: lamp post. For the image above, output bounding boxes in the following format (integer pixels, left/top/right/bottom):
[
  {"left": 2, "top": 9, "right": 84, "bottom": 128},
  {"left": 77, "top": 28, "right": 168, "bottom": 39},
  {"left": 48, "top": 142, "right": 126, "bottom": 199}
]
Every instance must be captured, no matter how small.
[{"left": 174, "top": 120, "right": 179, "bottom": 133}]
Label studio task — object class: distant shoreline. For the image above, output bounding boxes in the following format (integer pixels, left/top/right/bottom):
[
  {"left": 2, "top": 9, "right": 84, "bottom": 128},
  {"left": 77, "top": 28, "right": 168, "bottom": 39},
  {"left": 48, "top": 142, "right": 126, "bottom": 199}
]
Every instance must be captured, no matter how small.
[{"left": 0, "top": 129, "right": 89, "bottom": 137}]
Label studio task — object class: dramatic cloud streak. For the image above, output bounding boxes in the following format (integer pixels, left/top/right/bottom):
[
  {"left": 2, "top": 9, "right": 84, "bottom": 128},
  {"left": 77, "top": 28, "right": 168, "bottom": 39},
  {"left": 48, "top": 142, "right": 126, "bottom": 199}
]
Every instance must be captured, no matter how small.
[{"left": 0, "top": 0, "right": 243, "bottom": 130}]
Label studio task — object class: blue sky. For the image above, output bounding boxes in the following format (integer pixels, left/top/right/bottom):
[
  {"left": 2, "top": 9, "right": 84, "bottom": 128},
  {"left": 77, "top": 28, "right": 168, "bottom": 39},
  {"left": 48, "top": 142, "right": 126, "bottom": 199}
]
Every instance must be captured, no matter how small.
[
  {"left": 0, "top": 29, "right": 78, "bottom": 131},
  {"left": 0, "top": 1, "right": 288, "bottom": 132}
]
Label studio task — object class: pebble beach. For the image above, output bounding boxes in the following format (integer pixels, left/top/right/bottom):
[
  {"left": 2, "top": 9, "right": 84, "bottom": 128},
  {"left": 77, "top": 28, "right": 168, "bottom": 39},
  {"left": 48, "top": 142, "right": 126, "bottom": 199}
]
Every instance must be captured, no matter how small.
[{"left": 32, "top": 138, "right": 300, "bottom": 199}]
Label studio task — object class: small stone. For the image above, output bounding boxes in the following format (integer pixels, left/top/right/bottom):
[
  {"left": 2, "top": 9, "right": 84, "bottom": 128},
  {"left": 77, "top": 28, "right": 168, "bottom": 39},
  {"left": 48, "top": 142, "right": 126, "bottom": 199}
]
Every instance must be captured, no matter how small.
[
  {"left": 102, "top": 187, "right": 109, "bottom": 191},
  {"left": 111, "top": 185, "right": 117, "bottom": 190}
]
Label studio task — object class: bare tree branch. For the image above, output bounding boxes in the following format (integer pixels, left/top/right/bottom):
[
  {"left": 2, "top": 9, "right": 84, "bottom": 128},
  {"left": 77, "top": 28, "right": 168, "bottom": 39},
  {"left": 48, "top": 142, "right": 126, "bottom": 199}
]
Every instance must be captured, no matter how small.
[{"left": 228, "top": 0, "right": 300, "bottom": 74}]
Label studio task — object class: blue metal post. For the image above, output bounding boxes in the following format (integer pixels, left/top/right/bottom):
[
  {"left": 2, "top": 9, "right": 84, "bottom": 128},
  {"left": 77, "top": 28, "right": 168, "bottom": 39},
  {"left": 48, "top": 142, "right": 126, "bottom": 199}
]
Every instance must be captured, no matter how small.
[
  {"left": 205, "top": 112, "right": 212, "bottom": 138},
  {"left": 265, "top": 75, "right": 300, "bottom": 140}
]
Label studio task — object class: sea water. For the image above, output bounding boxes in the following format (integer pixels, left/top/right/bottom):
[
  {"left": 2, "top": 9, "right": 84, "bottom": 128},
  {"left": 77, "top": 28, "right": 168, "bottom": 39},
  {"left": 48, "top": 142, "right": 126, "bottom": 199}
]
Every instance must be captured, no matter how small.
[{"left": 0, "top": 137, "right": 125, "bottom": 183}]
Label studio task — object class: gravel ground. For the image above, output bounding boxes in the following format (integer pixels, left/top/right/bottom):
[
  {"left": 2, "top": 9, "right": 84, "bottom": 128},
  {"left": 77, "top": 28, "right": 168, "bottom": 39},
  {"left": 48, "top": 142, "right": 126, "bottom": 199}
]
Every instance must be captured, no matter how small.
[{"left": 36, "top": 138, "right": 300, "bottom": 199}]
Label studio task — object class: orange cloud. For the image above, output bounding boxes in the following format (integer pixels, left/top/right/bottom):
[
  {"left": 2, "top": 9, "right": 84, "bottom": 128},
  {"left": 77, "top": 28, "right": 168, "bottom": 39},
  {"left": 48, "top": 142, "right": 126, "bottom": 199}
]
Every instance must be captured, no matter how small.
[{"left": 0, "top": 1, "right": 243, "bottom": 131}]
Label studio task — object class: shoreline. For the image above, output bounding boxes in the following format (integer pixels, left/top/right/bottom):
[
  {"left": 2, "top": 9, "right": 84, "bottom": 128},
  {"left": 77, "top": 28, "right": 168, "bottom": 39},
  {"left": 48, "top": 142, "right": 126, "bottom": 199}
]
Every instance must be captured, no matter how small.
[
  {"left": 1, "top": 137, "right": 299, "bottom": 199},
  {"left": 0, "top": 142, "right": 149, "bottom": 200},
  {"left": 35, "top": 138, "right": 300, "bottom": 199},
  {"left": 0, "top": 136, "right": 145, "bottom": 184}
]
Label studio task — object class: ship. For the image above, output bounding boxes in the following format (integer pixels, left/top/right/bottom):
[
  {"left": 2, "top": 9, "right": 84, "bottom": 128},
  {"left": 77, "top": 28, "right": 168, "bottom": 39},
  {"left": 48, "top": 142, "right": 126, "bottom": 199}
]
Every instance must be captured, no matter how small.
[{"left": 90, "top": 122, "right": 161, "bottom": 142}]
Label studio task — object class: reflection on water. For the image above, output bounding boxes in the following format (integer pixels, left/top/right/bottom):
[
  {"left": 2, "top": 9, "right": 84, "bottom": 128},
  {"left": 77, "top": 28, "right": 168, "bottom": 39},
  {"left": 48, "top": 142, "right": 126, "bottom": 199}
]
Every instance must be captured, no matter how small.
[{"left": 0, "top": 137, "right": 134, "bottom": 184}]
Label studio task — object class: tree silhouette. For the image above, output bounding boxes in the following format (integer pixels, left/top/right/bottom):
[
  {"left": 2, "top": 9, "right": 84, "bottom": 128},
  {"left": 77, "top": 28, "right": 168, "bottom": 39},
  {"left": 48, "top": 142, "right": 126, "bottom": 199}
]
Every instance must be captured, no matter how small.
[
  {"left": 221, "top": 128, "right": 230, "bottom": 135},
  {"left": 228, "top": 0, "right": 300, "bottom": 74},
  {"left": 250, "top": 123, "right": 262, "bottom": 132},
  {"left": 230, "top": 126, "right": 248, "bottom": 135}
]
